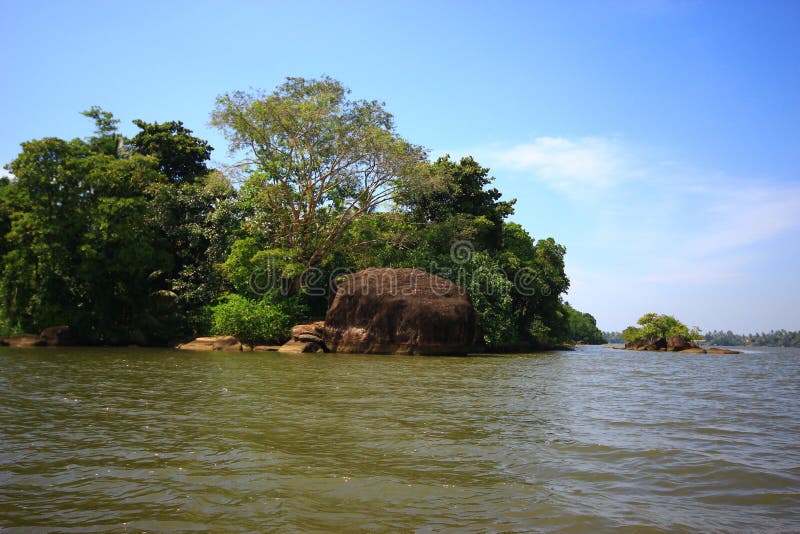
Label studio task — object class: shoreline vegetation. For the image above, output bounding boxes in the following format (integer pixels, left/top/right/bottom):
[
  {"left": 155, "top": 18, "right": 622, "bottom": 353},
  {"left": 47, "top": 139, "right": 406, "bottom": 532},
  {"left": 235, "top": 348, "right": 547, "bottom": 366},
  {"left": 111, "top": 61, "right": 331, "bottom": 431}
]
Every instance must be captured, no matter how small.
[
  {"left": 0, "top": 76, "right": 784, "bottom": 355},
  {"left": 604, "top": 329, "right": 800, "bottom": 348},
  {"left": 0, "top": 77, "right": 603, "bottom": 353}
]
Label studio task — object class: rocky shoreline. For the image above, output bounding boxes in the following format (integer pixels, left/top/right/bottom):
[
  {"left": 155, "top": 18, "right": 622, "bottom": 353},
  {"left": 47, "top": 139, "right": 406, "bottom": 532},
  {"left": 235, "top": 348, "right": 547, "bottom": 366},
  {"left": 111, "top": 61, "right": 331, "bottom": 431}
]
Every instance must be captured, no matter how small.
[{"left": 603, "top": 334, "right": 741, "bottom": 354}]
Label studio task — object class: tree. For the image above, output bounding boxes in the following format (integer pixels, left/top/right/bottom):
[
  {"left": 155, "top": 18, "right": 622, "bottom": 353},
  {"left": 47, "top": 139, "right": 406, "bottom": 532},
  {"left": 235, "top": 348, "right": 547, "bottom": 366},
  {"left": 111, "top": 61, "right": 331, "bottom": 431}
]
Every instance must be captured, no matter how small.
[
  {"left": 130, "top": 119, "right": 237, "bottom": 337},
  {"left": 131, "top": 120, "right": 213, "bottom": 183},
  {"left": 397, "top": 155, "right": 515, "bottom": 250},
  {"left": 0, "top": 110, "right": 234, "bottom": 344},
  {"left": 210, "top": 76, "right": 427, "bottom": 276},
  {"left": 465, "top": 252, "right": 516, "bottom": 347},
  {"left": 81, "top": 106, "right": 122, "bottom": 155}
]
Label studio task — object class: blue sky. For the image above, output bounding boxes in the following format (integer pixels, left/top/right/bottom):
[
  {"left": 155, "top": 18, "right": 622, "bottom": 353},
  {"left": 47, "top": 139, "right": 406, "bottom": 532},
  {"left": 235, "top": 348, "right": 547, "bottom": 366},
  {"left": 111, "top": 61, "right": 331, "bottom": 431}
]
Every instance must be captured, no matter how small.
[{"left": 2, "top": 0, "right": 799, "bottom": 332}]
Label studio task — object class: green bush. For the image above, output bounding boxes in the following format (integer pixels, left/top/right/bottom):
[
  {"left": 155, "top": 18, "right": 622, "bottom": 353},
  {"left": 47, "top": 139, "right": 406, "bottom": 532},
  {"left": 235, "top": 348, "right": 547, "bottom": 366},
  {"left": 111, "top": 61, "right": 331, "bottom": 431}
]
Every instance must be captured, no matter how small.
[
  {"left": 0, "top": 313, "right": 23, "bottom": 337},
  {"left": 621, "top": 312, "right": 701, "bottom": 344},
  {"left": 210, "top": 294, "right": 305, "bottom": 345}
]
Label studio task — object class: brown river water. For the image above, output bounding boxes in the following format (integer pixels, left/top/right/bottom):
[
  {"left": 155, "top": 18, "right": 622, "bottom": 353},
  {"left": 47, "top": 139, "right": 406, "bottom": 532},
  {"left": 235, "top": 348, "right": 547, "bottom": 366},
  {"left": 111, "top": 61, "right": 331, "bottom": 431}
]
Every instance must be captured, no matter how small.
[{"left": 1, "top": 345, "right": 798, "bottom": 532}]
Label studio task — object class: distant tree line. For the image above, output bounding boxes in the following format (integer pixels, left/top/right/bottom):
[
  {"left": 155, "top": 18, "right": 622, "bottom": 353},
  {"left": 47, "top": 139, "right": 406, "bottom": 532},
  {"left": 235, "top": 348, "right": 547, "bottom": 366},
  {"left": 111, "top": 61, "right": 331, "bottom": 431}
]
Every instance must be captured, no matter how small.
[
  {"left": 703, "top": 330, "right": 800, "bottom": 347},
  {"left": 604, "top": 328, "right": 800, "bottom": 347},
  {"left": 603, "top": 331, "right": 623, "bottom": 344},
  {"left": 0, "top": 77, "right": 603, "bottom": 349}
]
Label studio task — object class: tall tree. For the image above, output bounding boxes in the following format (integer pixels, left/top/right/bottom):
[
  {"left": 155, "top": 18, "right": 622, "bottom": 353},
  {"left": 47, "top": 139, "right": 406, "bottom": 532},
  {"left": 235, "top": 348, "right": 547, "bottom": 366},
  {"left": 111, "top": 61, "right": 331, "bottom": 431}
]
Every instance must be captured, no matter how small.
[
  {"left": 399, "top": 155, "right": 515, "bottom": 250},
  {"left": 131, "top": 120, "right": 213, "bottom": 184},
  {"left": 130, "top": 119, "right": 236, "bottom": 337},
  {"left": 211, "top": 76, "right": 426, "bottom": 273}
]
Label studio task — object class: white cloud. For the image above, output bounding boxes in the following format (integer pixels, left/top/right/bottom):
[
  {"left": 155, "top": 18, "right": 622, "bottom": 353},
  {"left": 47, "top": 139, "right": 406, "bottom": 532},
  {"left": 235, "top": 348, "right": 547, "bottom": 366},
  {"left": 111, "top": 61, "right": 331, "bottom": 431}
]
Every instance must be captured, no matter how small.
[{"left": 478, "top": 136, "right": 634, "bottom": 192}]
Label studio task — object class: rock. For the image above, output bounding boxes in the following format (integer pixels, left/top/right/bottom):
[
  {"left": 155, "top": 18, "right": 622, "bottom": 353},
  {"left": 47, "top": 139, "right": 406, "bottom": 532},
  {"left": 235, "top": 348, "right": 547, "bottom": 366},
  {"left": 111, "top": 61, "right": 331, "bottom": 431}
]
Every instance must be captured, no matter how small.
[
  {"left": 0, "top": 339, "right": 8, "bottom": 347},
  {"left": 291, "top": 321, "right": 325, "bottom": 339},
  {"left": 176, "top": 336, "right": 243, "bottom": 352},
  {"left": 680, "top": 347, "right": 707, "bottom": 354},
  {"left": 295, "top": 333, "right": 323, "bottom": 343},
  {"left": 286, "top": 321, "right": 326, "bottom": 349},
  {"left": 40, "top": 325, "right": 78, "bottom": 346},
  {"left": 0, "top": 335, "right": 47, "bottom": 348},
  {"left": 324, "top": 268, "right": 477, "bottom": 355},
  {"left": 278, "top": 340, "right": 324, "bottom": 353},
  {"left": 707, "top": 347, "right": 742, "bottom": 354},
  {"left": 667, "top": 334, "right": 695, "bottom": 352},
  {"left": 251, "top": 345, "right": 282, "bottom": 352},
  {"left": 625, "top": 337, "right": 668, "bottom": 351}
]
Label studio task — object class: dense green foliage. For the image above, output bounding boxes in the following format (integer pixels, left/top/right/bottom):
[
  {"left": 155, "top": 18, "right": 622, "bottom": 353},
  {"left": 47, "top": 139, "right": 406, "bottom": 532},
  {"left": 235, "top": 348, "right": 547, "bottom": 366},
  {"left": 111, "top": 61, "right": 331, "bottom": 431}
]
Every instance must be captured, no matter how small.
[
  {"left": 209, "top": 294, "right": 304, "bottom": 345},
  {"left": 704, "top": 330, "right": 800, "bottom": 347},
  {"left": 0, "top": 111, "right": 235, "bottom": 344},
  {"left": 563, "top": 303, "right": 606, "bottom": 344},
  {"left": 211, "top": 77, "right": 426, "bottom": 279},
  {"left": 621, "top": 313, "right": 702, "bottom": 344},
  {"left": 1, "top": 76, "right": 596, "bottom": 349}
]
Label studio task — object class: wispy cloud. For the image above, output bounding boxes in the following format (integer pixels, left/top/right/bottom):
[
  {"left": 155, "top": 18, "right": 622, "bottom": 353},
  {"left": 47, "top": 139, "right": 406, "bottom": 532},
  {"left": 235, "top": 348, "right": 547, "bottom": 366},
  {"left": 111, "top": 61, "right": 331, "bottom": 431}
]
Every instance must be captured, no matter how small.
[
  {"left": 450, "top": 134, "right": 800, "bottom": 315},
  {"left": 686, "top": 184, "right": 800, "bottom": 254},
  {"left": 478, "top": 136, "right": 633, "bottom": 192}
]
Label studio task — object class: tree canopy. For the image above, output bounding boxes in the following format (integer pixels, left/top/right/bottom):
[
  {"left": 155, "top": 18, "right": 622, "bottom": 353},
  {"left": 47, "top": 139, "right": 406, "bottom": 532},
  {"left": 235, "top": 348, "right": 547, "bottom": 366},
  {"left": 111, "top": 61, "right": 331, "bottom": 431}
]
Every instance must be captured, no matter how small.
[
  {"left": 0, "top": 76, "right": 595, "bottom": 349},
  {"left": 211, "top": 76, "right": 427, "bottom": 273}
]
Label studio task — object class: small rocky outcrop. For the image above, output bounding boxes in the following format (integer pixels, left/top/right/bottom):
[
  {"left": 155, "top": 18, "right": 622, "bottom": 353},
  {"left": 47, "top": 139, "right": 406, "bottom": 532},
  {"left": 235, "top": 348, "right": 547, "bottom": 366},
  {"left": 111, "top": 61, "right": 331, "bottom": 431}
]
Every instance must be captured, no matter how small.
[
  {"left": 667, "top": 335, "right": 696, "bottom": 352},
  {"left": 0, "top": 335, "right": 47, "bottom": 348},
  {"left": 622, "top": 335, "right": 741, "bottom": 354},
  {"left": 251, "top": 345, "right": 282, "bottom": 352},
  {"left": 278, "top": 321, "right": 326, "bottom": 353},
  {"left": 625, "top": 337, "right": 668, "bottom": 351},
  {"left": 278, "top": 339, "right": 324, "bottom": 353},
  {"left": 707, "top": 347, "right": 742, "bottom": 354},
  {"left": 40, "top": 325, "right": 78, "bottom": 346},
  {"left": 324, "top": 268, "right": 477, "bottom": 355},
  {"left": 176, "top": 336, "right": 244, "bottom": 352},
  {"left": 1, "top": 325, "right": 79, "bottom": 348}
]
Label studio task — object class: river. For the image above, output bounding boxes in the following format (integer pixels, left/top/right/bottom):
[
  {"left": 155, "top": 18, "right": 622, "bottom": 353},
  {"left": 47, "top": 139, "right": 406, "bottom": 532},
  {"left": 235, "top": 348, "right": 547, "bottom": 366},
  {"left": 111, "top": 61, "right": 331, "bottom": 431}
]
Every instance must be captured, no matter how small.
[{"left": 1, "top": 345, "right": 798, "bottom": 532}]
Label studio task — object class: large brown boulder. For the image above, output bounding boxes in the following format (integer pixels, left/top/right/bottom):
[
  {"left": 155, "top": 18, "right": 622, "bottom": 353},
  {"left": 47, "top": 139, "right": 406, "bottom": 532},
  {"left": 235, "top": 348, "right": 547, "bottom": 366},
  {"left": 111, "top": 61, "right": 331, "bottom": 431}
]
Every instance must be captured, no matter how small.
[{"left": 324, "top": 268, "right": 477, "bottom": 355}]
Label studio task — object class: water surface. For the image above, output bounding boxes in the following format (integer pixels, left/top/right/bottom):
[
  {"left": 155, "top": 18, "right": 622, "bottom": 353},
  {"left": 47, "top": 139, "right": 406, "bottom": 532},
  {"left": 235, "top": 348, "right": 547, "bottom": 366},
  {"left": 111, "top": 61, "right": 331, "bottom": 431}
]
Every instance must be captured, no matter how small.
[{"left": 1, "top": 346, "right": 799, "bottom": 531}]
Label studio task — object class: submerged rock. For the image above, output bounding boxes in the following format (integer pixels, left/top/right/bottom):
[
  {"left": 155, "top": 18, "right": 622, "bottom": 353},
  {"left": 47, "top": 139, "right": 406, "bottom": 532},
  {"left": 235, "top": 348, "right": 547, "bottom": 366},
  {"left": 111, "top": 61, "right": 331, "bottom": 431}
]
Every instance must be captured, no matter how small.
[
  {"left": 680, "top": 347, "right": 707, "bottom": 354},
  {"left": 324, "top": 268, "right": 477, "bottom": 355},
  {"left": 707, "top": 347, "right": 742, "bottom": 354}
]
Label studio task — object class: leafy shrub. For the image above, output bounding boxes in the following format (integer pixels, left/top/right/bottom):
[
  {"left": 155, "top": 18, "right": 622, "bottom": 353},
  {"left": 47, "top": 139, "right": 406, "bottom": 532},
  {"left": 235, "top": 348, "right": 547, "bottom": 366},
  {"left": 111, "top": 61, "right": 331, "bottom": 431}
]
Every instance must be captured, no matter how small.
[
  {"left": 210, "top": 294, "right": 305, "bottom": 345},
  {"left": 621, "top": 312, "right": 701, "bottom": 344},
  {"left": 0, "top": 313, "right": 22, "bottom": 337}
]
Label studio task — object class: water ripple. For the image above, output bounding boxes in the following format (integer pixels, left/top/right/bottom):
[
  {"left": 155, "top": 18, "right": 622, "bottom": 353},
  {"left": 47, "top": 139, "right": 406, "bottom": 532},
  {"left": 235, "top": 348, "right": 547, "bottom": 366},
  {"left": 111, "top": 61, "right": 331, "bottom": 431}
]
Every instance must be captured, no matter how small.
[{"left": 1, "top": 345, "right": 799, "bottom": 531}]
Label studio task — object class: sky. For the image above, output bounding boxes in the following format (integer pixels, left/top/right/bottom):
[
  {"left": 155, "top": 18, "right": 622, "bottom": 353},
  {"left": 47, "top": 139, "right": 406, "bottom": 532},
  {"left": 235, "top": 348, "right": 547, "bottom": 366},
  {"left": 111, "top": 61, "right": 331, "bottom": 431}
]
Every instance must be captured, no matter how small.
[{"left": 2, "top": 0, "right": 799, "bottom": 332}]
